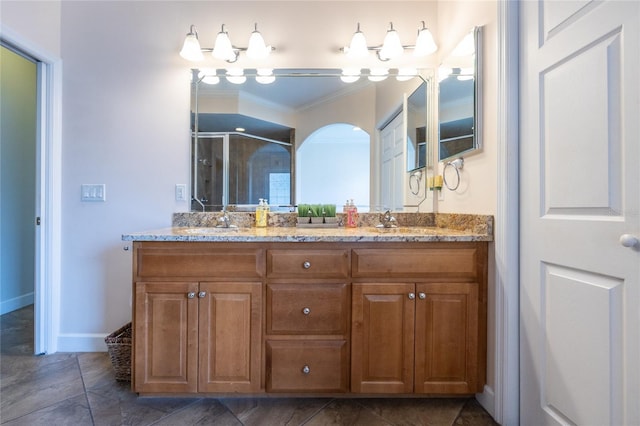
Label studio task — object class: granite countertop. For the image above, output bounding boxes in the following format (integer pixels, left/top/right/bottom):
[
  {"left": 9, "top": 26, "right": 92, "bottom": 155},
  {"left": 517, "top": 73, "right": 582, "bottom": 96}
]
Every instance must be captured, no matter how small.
[{"left": 122, "top": 212, "right": 493, "bottom": 243}]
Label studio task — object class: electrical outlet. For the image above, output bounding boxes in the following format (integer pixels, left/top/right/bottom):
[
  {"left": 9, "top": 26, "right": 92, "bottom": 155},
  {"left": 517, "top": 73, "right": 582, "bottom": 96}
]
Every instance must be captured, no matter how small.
[
  {"left": 175, "top": 184, "right": 187, "bottom": 201},
  {"left": 81, "top": 184, "right": 106, "bottom": 201}
]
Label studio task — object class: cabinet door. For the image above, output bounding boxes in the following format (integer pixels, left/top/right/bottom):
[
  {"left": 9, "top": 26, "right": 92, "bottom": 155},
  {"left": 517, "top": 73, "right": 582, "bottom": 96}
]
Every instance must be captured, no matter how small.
[
  {"left": 134, "top": 281, "right": 199, "bottom": 393},
  {"left": 351, "top": 282, "right": 415, "bottom": 393},
  {"left": 198, "top": 281, "right": 262, "bottom": 393},
  {"left": 414, "top": 282, "right": 479, "bottom": 394}
]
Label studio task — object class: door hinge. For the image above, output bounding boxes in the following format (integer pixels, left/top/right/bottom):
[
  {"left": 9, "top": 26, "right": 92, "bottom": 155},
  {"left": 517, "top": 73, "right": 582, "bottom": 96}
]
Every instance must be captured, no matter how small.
[{"left": 36, "top": 217, "right": 41, "bottom": 226}]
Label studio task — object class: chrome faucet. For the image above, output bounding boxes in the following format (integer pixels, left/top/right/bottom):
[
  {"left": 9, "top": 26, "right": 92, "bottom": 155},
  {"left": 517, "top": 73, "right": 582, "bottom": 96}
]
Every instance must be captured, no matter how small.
[
  {"left": 217, "top": 207, "right": 231, "bottom": 228},
  {"left": 380, "top": 210, "right": 398, "bottom": 228}
]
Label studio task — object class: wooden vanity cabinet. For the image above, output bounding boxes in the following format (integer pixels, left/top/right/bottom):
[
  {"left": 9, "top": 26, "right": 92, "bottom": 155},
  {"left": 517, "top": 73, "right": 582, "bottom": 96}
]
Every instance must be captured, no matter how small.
[
  {"left": 132, "top": 242, "right": 263, "bottom": 394},
  {"left": 131, "top": 240, "right": 487, "bottom": 397},
  {"left": 350, "top": 243, "right": 487, "bottom": 395}
]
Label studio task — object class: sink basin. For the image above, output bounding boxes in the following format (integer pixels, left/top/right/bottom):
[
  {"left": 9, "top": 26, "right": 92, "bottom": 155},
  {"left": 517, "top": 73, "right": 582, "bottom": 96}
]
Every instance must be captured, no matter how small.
[{"left": 181, "top": 226, "right": 240, "bottom": 234}]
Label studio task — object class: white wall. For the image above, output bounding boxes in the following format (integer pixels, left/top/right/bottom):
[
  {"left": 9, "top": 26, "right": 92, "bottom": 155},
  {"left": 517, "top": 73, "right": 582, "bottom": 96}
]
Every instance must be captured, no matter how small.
[
  {"left": 0, "top": 47, "right": 37, "bottom": 314},
  {"left": 434, "top": 1, "right": 498, "bottom": 216}
]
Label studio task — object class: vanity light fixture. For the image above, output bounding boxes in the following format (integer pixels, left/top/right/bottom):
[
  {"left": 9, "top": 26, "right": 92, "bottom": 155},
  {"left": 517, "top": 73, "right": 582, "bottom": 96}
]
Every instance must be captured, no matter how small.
[
  {"left": 179, "top": 23, "right": 274, "bottom": 63},
  {"left": 340, "top": 68, "right": 361, "bottom": 83},
  {"left": 198, "top": 69, "right": 220, "bottom": 85},
  {"left": 179, "top": 25, "right": 205, "bottom": 61},
  {"left": 341, "top": 21, "right": 437, "bottom": 62},
  {"left": 368, "top": 68, "right": 389, "bottom": 82}
]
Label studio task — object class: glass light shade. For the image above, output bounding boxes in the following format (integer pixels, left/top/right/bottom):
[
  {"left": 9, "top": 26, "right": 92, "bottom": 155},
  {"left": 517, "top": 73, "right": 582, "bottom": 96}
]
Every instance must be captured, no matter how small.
[
  {"left": 414, "top": 27, "right": 437, "bottom": 56},
  {"left": 226, "top": 68, "right": 246, "bottom": 84},
  {"left": 256, "top": 68, "right": 276, "bottom": 84},
  {"left": 368, "top": 68, "right": 389, "bottom": 82},
  {"left": 379, "top": 25, "right": 404, "bottom": 60},
  {"left": 213, "top": 29, "right": 236, "bottom": 62},
  {"left": 347, "top": 26, "right": 369, "bottom": 58},
  {"left": 396, "top": 67, "right": 418, "bottom": 81},
  {"left": 180, "top": 33, "right": 204, "bottom": 61},
  {"left": 247, "top": 27, "right": 269, "bottom": 59},
  {"left": 341, "top": 68, "right": 361, "bottom": 83}
]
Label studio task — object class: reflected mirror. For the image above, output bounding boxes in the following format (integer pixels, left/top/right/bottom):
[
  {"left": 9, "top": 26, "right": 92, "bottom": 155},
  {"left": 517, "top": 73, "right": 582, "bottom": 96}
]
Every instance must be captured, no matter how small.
[
  {"left": 438, "top": 27, "right": 482, "bottom": 162},
  {"left": 190, "top": 69, "right": 431, "bottom": 212},
  {"left": 406, "top": 82, "right": 428, "bottom": 171}
]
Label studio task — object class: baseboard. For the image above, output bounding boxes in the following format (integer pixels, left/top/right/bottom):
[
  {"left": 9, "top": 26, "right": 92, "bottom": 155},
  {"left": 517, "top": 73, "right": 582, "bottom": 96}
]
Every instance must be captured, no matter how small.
[
  {"left": 56, "top": 333, "right": 109, "bottom": 352},
  {"left": 477, "top": 384, "right": 496, "bottom": 420},
  {"left": 0, "top": 292, "right": 34, "bottom": 315}
]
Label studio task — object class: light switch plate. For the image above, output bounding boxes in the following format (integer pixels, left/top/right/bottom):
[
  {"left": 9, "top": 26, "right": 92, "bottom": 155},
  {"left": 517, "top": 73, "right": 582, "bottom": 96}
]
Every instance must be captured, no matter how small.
[
  {"left": 81, "top": 184, "right": 106, "bottom": 201},
  {"left": 175, "top": 184, "right": 187, "bottom": 201}
]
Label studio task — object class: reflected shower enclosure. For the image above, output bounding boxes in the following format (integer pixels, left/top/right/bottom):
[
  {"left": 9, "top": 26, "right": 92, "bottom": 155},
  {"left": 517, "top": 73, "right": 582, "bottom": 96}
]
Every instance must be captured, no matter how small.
[{"left": 192, "top": 132, "right": 292, "bottom": 211}]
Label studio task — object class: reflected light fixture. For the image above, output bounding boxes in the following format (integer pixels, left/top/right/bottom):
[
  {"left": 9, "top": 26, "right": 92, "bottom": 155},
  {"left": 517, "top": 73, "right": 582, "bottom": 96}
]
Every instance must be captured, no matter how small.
[
  {"left": 179, "top": 25, "right": 204, "bottom": 61},
  {"left": 341, "top": 68, "right": 361, "bottom": 83},
  {"left": 341, "top": 21, "right": 437, "bottom": 62},
  {"left": 451, "top": 31, "right": 475, "bottom": 57},
  {"left": 179, "top": 24, "right": 275, "bottom": 63},
  {"left": 256, "top": 68, "right": 276, "bottom": 84},
  {"left": 368, "top": 68, "right": 389, "bottom": 82},
  {"left": 226, "top": 68, "right": 247, "bottom": 84}
]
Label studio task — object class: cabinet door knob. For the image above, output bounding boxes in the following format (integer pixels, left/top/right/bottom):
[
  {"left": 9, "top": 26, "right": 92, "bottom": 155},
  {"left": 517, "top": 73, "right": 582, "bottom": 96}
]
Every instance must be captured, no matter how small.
[
  {"left": 418, "top": 292, "right": 426, "bottom": 300},
  {"left": 302, "top": 365, "right": 310, "bottom": 374},
  {"left": 302, "top": 307, "right": 311, "bottom": 315},
  {"left": 198, "top": 291, "right": 206, "bottom": 298},
  {"left": 303, "top": 261, "right": 311, "bottom": 269},
  {"left": 408, "top": 293, "right": 416, "bottom": 300},
  {"left": 187, "top": 292, "right": 196, "bottom": 299}
]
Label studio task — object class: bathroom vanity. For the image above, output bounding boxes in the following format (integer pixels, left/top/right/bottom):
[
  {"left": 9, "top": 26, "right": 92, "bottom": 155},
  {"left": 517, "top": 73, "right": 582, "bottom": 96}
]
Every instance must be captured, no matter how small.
[{"left": 123, "top": 216, "right": 491, "bottom": 397}]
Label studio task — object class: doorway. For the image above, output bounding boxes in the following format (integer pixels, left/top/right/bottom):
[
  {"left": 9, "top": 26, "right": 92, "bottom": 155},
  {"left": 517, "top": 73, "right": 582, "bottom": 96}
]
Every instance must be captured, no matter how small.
[
  {"left": 0, "top": 35, "right": 62, "bottom": 355},
  {"left": 0, "top": 44, "right": 37, "bottom": 350}
]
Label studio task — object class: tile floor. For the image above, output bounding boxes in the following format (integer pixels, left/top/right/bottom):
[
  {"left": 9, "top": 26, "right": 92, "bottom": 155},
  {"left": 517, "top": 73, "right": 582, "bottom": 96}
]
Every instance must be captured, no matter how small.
[{"left": 1, "top": 306, "right": 499, "bottom": 425}]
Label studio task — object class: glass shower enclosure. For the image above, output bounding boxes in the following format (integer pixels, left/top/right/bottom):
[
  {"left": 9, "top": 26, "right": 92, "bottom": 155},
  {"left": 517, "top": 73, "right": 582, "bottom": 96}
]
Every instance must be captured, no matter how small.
[{"left": 191, "top": 132, "right": 293, "bottom": 212}]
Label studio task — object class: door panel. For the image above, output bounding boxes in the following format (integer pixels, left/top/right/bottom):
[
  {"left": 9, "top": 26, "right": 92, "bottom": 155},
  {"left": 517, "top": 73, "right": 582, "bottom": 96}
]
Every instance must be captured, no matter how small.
[
  {"left": 351, "top": 283, "right": 415, "bottom": 393},
  {"left": 520, "top": 1, "right": 639, "bottom": 424},
  {"left": 198, "top": 281, "right": 262, "bottom": 393}
]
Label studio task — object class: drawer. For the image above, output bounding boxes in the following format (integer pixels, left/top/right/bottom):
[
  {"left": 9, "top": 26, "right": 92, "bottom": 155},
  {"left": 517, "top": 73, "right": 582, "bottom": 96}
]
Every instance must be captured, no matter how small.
[
  {"left": 267, "top": 249, "right": 349, "bottom": 278},
  {"left": 266, "top": 283, "right": 349, "bottom": 335},
  {"left": 266, "top": 340, "right": 349, "bottom": 392},
  {"left": 352, "top": 246, "right": 480, "bottom": 279},
  {"left": 135, "top": 245, "right": 264, "bottom": 278}
]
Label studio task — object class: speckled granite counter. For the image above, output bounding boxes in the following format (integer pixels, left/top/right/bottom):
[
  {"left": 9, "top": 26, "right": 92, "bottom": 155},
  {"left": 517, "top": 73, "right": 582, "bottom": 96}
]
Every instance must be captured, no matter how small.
[{"left": 122, "top": 213, "right": 493, "bottom": 243}]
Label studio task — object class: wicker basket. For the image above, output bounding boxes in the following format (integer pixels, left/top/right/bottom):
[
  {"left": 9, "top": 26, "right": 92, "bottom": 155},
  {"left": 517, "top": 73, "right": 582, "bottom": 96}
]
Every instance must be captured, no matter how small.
[{"left": 104, "top": 322, "right": 132, "bottom": 381}]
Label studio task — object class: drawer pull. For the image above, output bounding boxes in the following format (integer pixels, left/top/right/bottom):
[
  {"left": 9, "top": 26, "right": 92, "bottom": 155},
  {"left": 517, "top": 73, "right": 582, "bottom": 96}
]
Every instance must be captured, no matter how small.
[
  {"left": 198, "top": 291, "right": 206, "bottom": 298},
  {"left": 302, "top": 261, "right": 311, "bottom": 269},
  {"left": 187, "top": 292, "right": 196, "bottom": 299},
  {"left": 408, "top": 292, "right": 416, "bottom": 300},
  {"left": 302, "top": 307, "right": 311, "bottom": 315},
  {"left": 302, "top": 365, "right": 310, "bottom": 374},
  {"left": 418, "top": 292, "right": 426, "bottom": 300}
]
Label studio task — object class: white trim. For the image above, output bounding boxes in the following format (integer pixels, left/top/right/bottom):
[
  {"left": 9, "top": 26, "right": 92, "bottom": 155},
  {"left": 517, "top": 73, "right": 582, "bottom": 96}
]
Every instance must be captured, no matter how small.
[
  {"left": 477, "top": 1, "right": 521, "bottom": 424},
  {"left": 57, "top": 334, "right": 108, "bottom": 353},
  {"left": 0, "top": 293, "right": 35, "bottom": 315},
  {"left": 1, "top": 27, "right": 63, "bottom": 355}
]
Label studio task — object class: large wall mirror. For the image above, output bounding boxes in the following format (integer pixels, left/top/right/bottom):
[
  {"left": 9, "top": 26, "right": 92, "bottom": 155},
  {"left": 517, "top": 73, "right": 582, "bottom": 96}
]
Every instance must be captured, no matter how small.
[
  {"left": 438, "top": 26, "right": 482, "bottom": 162},
  {"left": 190, "top": 68, "right": 431, "bottom": 212}
]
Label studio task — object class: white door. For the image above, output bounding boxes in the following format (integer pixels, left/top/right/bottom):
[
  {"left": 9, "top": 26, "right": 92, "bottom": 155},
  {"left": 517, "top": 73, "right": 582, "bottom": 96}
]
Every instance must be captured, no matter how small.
[
  {"left": 380, "top": 112, "right": 406, "bottom": 211},
  {"left": 520, "top": 1, "right": 639, "bottom": 425}
]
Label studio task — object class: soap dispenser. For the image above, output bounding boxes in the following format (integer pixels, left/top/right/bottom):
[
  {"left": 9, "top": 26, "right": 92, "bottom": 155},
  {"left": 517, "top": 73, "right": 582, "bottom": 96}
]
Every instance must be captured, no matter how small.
[{"left": 256, "top": 199, "right": 265, "bottom": 227}]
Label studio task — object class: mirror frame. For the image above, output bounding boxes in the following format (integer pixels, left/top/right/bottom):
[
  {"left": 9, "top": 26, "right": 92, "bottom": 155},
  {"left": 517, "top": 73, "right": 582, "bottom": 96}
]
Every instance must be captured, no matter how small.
[{"left": 438, "top": 26, "right": 482, "bottom": 163}]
